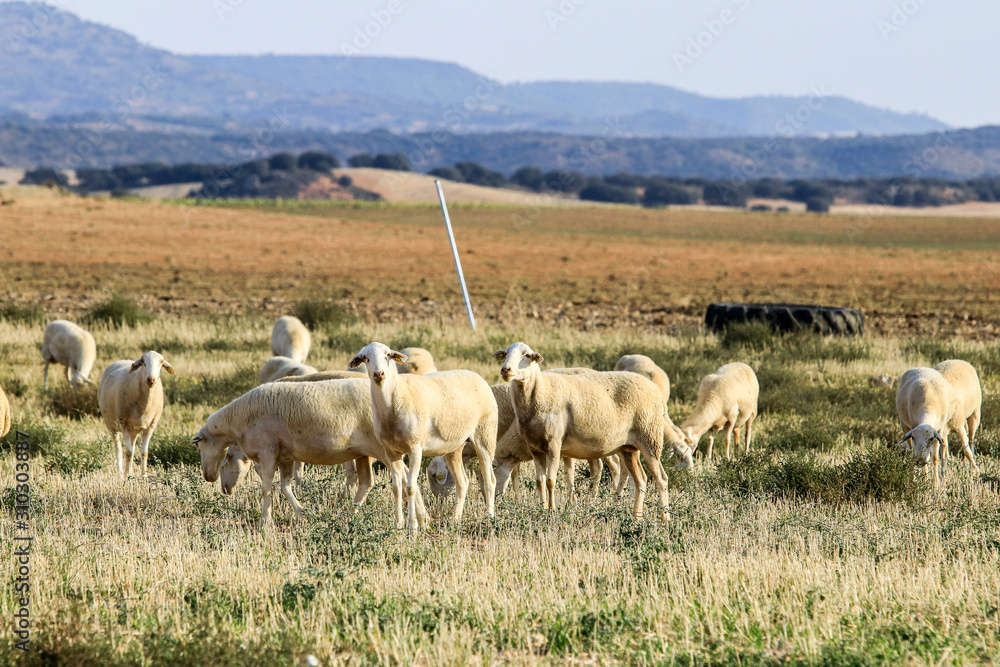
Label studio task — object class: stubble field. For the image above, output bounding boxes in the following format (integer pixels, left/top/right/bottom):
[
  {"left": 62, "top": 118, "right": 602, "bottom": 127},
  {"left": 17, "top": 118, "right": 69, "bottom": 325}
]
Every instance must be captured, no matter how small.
[{"left": 2, "top": 187, "right": 1000, "bottom": 665}]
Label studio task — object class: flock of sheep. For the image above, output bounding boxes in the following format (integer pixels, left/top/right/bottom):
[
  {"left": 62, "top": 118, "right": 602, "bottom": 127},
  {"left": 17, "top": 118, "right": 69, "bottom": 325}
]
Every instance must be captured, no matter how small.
[{"left": 0, "top": 314, "right": 984, "bottom": 533}]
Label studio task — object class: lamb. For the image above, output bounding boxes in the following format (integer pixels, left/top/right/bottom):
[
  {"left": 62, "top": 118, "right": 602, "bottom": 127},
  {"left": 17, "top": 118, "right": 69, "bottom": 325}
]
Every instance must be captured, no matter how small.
[
  {"left": 397, "top": 347, "right": 438, "bottom": 375},
  {"left": 0, "top": 384, "right": 10, "bottom": 438},
  {"left": 681, "top": 363, "right": 759, "bottom": 461},
  {"left": 493, "top": 342, "right": 670, "bottom": 520},
  {"left": 97, "top": 351, "right": 175, "bottom": 480},
  {"left": 934, "top": 359, "right": 982, "bottom": 469},
  {"left": 41, "top": 319, "right": 97, "bottom": 389},
  {"left": 427, "top": 456, "right": 455, "bottom": 501},
  {"left": 194, "top": 379, "right": 424, "bottom": 529},
  {"left": 258, "top": 356, "right": 319, "bottom": 384},
  {"left": 349, "top": 342, "right": 497, "bottom": 533},
  {"left": 271, "top": 315, "right": 311, "bottom": 364},
  {"left": 896, "top": 365, "right": 979, "bottom": 487}
]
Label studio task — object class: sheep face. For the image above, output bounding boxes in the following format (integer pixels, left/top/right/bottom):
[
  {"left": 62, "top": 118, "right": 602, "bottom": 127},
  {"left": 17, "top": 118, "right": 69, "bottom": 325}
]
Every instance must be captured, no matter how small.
[
  {"left": 896, "top": 424, "right": 944, "bottom": 466},
  {"left": 219, "top": 446, "right": 253, "bottom": 495},
  {"left": 192, "top": 425, "right": 231, "bottom": 483},
  {"left": 493, "top": 342, "right": 543, "bottom": 382},
  {"left": 428, "top": 456, "right": 450, "bottom": 485},
  {"left": 349, "top": 342, "right": 407, "bottom": 386},
  {"left": 130, "top": 350, "right": 175, "bottom": 388}
]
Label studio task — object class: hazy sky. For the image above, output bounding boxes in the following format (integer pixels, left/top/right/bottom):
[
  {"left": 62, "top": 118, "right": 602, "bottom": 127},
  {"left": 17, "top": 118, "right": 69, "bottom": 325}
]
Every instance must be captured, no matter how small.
[{"left": 30, "top": 0, "right": 999, "bottom": 128}]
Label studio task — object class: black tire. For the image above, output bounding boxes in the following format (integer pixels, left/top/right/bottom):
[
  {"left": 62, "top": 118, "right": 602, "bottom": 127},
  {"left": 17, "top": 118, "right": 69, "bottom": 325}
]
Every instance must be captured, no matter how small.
[{"left": 704, "top": 302, "right": 864, "bottom": 336}]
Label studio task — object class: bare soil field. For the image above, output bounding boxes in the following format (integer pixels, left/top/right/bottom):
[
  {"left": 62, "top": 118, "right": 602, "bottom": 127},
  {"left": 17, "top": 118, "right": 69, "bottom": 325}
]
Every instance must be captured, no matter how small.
[{"left": 1, "top": 188, "right": 999, "bottom": 339}]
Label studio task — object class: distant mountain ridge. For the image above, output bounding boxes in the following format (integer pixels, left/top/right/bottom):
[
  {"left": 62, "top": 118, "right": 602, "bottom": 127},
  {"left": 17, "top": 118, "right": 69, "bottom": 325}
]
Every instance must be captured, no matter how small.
[{"left": 0, "top": 2, "right": 948, "bottom": 138}]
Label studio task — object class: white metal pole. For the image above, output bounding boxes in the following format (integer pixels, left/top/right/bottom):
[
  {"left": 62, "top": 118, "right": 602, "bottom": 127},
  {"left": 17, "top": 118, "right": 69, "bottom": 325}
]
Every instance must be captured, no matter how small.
[{"left": 434, "top": 180, "right": 476, "bottom": 329}]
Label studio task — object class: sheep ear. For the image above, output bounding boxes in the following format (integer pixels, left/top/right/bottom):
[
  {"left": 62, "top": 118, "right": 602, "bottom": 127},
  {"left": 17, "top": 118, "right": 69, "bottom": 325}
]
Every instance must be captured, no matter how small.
[
  {"left": 529, "top": 352, "right": 544, "bottom": 364},
  {"left": 348, "top": 355, "right": 364, "bottom": 369},
  {"left": 191, "top": 434, "right": 203, "bottom": 444},
  {"left": 934, "top": 431, "right": 946, "bottom": 445},
  {"left": 493, "top": 350, "right": 507, "bottom": 362},
  {"left": 161, "top": 361, "right": 176, "bottom": 375},
  {"left": 389, "top": 351, "right": 408, "bottom": 365},
  {"left": 129, "top": 358, "right": 145, "bottom": 373}
]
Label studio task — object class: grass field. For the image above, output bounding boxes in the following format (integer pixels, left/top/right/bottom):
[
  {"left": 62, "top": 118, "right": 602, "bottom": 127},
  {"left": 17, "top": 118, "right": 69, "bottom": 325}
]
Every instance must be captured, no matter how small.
[{"left": 2, "top": 189, "right": 1000, "bottom": 665}]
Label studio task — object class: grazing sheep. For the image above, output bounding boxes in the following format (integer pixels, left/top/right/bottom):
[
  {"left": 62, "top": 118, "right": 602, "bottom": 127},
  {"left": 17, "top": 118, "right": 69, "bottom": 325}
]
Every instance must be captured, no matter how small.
[
  {"left": 427, "top": 456, "right": 454, "bottom": 501},
  {"left": 493, "top": 342, "right": 670, "bottom": 520},
  {"left": 98, "top": 351, "right": 175, "bottom": 480},
  {"left": 258, "top": 356, "right": 319, "bottom": 384},
  {"left": 681, "top": 363, "right": 759, "bottom": 461},
  {"left": 868, "top": 374, "right": 897, "bottom": 388},
  {"left": 397, "top": 347, "right": 438, "bottom": 375},
  {"left": 271, "top": 315, "right": 311, "bottom": 364},
  {"left": 349, "top": 342, "right": 497, "bottom": 533},
  {"left": 896, "top": 366, "right": 979, "bottom": 486},
  {"left": 934, "top": 359, "right": 982, "bottom": 469},
  {"left": 194, "top": 379, "right": 423, "bottom": 529},
  {"left": 41, "top": 319, "right": 97, "bottom": 389},
  {"left": 614, "top": 354, "right": 670, "bottom": 403},
  {"left": 0, "top": 384, "right": 10, "bottom": 438}
]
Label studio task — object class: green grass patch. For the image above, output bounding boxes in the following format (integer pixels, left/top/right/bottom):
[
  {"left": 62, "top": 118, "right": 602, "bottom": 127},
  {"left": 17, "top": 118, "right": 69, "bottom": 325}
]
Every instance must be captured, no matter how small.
[
  {"left": 87, "top": 295, "right": 154, "bottom": 329},
  {"left": 45, "top": 381, "right": 101, "bottom": 420},
  {"left": 0, "top": 301, "right": 45, "bottom": 325}
]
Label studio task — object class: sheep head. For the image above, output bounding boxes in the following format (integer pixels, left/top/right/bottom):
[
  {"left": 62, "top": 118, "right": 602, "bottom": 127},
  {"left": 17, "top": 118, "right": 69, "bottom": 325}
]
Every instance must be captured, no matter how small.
[
  {"left": 219, "top": 446, "right": 253, "bottom": 495},
  {"left": 130, "top": 350, "right": 175, "bottom": 388},
  {"left": 192, "top": 423, "right": 231, "bottom": 483},
  {"left": 895, "top": 424, "right": 945, "bottom": 465},
  {"left": 493, "top": 342, "right": 543, "bottom": 382},
  {"left": 349, "top": 342, "right": 406, "bottom": 386}
]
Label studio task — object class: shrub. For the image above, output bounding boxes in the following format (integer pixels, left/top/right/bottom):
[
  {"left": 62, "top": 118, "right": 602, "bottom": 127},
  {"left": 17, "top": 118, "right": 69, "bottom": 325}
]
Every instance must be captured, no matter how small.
[
  {"left": 543, "top": 170, "right": 588, "bottom": 194},
  {"left": 149, "top": 430, "right": 201, "bottom": 467},
  {"left": 428, "top": 166, "right": 463, "bottom": 182},
  {"left": 20, "top": 167, "right": 69, "bottom": 187},
  {"left": 454, "top": 162, "right": 507, "bottom": 187},
  {"left": 337, "top": 175, "right": 353, "bottom": 187},
  {"left": 87, "top": 295, "right": 153, "bottom": 329},
  {"left": 267, "top": 153, "right": 298, "bottom": 171},
  {"left": 721, "top": 321, "right": 773, "bottom": 350},
  {"left": 372, "top": 154, "right": 410, "bottom": 171},
  {"left": 44, "top": 437, "right": 106, "bottom": 476},
  {"left": 166, "top": 365, "right": 257, "bottom": 407},
  {"left": 46, "top": 382, "right": 101, "bottom": 420},
  {"left": 292, "top": 299, "right": 356, "bottom": 330},
  {"left": 297, "top": 151, "right": 340, "bottom": 172},
  {"left": 348, "top": 154, "right": 375, "bottom": 168},
  {"left": 0, "top": 302, "right": 45, "bottom": 325},
  {"left": 2, "top": 377, "right": 28, "bottom": 398},
  {"left": 703, "top": 181, "right": 749, "bottom": 207},
  {"left": 806, "top": 196, "right": 832, "bottom": 213},
  {"left": 510, "top": 166, "right": 545, "bottom": 190},
  {"left": 579, "top": 183, "right": 639, "bottom": 204},
  {"left": 642, "top": 181, "right": 698, "bottom": 207}
]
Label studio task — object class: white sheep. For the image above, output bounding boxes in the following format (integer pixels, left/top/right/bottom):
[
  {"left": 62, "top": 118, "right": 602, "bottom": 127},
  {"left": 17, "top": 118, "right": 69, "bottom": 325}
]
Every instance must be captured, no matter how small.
[
  {"left": 271, "top": 315, "right": 311, "bottom": 364},
  {"left": 258, "top": 356, "right": 319, "bottom": 384},
  {"left": 614, "top": 354, "right": 670, "bottom": 403},
  {"left": 427, "top": 456, "right": 455, "bottom": 501},
  {"left": 934, "top": 359, "right": 982, "bottom": 469},
  {"left": 41, "top": 319, "right": 97, "bottom": 389},
  {"left": 681, "top": 362, "right": 759, "bottom": 461},
  {"left": 194, "top": 379, "right": 424, "bottom": 529},
  {"left": 97, "top": 351, "right": 175, "bottom": 480},
  {"left": 349, "top": 342, "right": 497, "bottom": 533},
  {"left": 397, "top": 347, "right": 438, "bottom": 375},
  {"left": 0, "top": 384, "right": 10, "bottom": 438},
  {"left": 896, "top": 366, "right": 979, "bottom": 486},
  {"left": 493, "top": 342, "right": 670, "bottom": 520}
]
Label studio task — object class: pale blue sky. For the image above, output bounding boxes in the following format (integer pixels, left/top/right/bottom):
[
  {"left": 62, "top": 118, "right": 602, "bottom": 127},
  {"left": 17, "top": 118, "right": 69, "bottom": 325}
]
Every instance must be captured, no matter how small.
[{"left": 28, "top": 0, "right": 999, "bottom": 127}]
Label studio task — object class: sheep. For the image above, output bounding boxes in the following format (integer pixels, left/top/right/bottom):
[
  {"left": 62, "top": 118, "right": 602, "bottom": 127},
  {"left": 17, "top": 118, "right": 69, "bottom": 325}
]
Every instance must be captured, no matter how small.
[
  {"left": 97, "top": 351, "right": 175, "bottom": 480},
  {"left": 493, "top": 342, "right": 670, "bottom": 520},
  {"left": 194, "top": 379, "right": 426, "bottom": 529},
  {"left": 681, "top": 362, "right": 759, "bottom": 461},
  {"left": 896, "top": 366, "right": 979, "bottom": 487},
  {"left": 41, "top": 319, "right": 97, "bottom": 389},
  {"left": 934, "top": 359, "right": 982, "bottom": 470},
  {"left": 427, "top": 456, "right": 455, "bottom": 501},
  {"left": 258, "top": 356, "right": 319, "bottom": 385},
  {"left": 271, "top": 315, "right": 311, "bottom": 364},
  {"left": 397, "top": 347, "right": 438, "bottom": 375},
  {"left": 614, "top": 354, "right": 670, "bottom": 403},
  {"left": 349, "top": 342, "right": 497, "bottom": 533},
  {"left": 0, "top": 384, "right": 10, "bottom": 438}
]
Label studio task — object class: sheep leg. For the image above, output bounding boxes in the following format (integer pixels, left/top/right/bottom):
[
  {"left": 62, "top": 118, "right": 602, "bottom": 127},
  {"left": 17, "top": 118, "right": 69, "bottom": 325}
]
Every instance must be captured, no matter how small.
[
  {"left": 353, "top": 457, "right": 374, "bottom": 505},
  {"left": 414, "top": 486, "right": 430, "bottom": 529},
  {"left": 956, "top": 425, "right": 981, "bottom": 473},
  {"left": 705, "top": 431, "right": 715, "bottom": 461},
  {"left": 562, "top": 458, "right": 576, "bottom": 505},
  {"left": 745, "top": 414, "right": 755, "bottom": 454},
  {"left": 404, "top": 447, "right": 424, "bottom": 533},
  {"left": 640, "top": 447, "right": 671, "bottom": 523},
  {"left": 605, "top": 455, "right": 623, "bottom": 495},
  {"left": 510, "top": 461, "right": 521, "bottom": 500},
  {"left": 122, "top": 430, "right": 136, "bottom": 480},
  {"left": 343, "top": 459, "right": 358, "bottom": 498},
  {"left": 256, "top": 456, "right": 278, "bottom": 530},
  {"left": 723, "top": 422, "right": 736, "bottom": 460},
  {"left": 278, "top": 461, "right": 304, "bottom": 521},
  {"left": 618, "top": 449, "right": 647, "bottom": 519},
  {"left": 444, "top": 448, "right": 469, "bottom": 524},
  {"left": 968, "top": 410, "right": 981, "bottom": 449},
  {"left": 138, "top": 428, "right": 154, "bottom": 478},
  {"left": 589, "top": 458, "right": 603, "bottom": 499},
  {"left": 111, "top": 431, "right": 125, "bottom": 480},
  {"left": 43, "top": 361, "right": 50, "bottom": 391},
  {"left": 469, "top": 431, "right": 496, "bottom": 517},
  {"left": 613, "top": 453, "right": 630, "bottom": 498},
  {"left": 388, "top": 458, "right": 406, "bottom": 530},
  {"left": 292, "top": 461, "right": 303, "bottom": 487},
  {"left": 530, "top": 453, "right": 551, "bottom": 509},
  {"left": 494, "top": 458, "right": 516, "bottom": 498}
]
